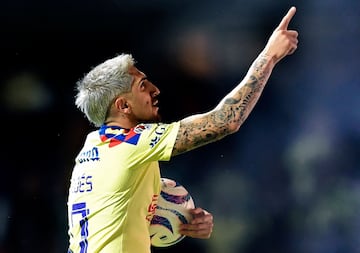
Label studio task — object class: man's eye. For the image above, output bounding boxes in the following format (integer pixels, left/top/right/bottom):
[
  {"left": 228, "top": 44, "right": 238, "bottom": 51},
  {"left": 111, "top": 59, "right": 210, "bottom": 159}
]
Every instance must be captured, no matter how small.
[{"left": 140, "top": 82, "right": 146, "bottom": 89}]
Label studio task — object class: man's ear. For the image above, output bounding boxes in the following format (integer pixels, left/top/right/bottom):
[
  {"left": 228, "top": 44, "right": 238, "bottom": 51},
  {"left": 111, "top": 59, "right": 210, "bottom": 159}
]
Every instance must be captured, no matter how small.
[{"left": 115, "top": 97, "right": 131, "bottom": 113}]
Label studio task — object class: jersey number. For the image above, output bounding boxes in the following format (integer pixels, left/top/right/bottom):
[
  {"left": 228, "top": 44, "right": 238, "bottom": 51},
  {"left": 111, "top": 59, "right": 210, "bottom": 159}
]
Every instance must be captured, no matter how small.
[{"left": 71, "top": 202, "right": 90, "bottom": 253}]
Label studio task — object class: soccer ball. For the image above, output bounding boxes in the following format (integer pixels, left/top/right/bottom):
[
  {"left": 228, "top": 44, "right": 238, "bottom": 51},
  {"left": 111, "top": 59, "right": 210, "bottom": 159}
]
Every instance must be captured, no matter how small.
[{"left": 150, "top": 178, "right": 195, "bottom": 247}]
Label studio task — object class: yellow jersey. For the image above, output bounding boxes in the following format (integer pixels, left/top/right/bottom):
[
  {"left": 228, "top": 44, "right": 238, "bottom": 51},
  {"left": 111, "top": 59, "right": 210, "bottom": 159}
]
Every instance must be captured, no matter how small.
[{"left": 67, "top": 122, "right": 180, "bottom": 253}]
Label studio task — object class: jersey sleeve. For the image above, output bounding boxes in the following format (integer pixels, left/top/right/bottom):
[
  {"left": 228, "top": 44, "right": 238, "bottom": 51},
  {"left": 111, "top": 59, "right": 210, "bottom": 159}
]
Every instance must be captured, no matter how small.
[{"left": 127, "top": 122, "right": 180, "bottom": 166}]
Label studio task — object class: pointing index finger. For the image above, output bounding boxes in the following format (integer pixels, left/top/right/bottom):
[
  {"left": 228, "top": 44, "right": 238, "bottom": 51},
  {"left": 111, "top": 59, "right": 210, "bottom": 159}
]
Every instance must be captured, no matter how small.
[{"left": 277, "top": 6, "right": 296, "bottom": 31}]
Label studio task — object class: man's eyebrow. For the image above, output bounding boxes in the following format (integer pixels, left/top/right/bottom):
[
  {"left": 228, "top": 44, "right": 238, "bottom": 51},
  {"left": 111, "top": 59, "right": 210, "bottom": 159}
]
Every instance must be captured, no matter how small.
[{"left": 139, "top": 77, "right": 148, "bottom": 83}]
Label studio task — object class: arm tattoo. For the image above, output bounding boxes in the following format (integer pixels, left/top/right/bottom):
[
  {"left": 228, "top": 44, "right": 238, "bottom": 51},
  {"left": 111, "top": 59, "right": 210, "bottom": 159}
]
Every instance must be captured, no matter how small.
[{"left": 172, "top": 54, "right": 273, "bottom": 156}]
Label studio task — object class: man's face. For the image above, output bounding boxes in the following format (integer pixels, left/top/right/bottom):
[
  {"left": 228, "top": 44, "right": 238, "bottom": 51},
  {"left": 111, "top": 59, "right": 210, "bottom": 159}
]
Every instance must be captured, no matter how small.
[{"left": 126, "top": 66, "right": 162, "bottom": 123}]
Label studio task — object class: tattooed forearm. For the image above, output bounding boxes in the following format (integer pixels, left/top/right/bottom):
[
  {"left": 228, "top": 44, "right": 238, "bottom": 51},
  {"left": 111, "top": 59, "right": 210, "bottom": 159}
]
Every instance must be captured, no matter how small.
[{"left": 172, "top": 54, "right": 275, "bottom": 156}]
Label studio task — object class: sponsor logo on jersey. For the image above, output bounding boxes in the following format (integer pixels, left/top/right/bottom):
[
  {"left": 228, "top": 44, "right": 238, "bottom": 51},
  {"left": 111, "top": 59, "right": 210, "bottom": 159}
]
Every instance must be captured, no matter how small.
[
  {"left": 77, "top": 147, "right": 100, "bottom": 163},
  {"left": 146, "top": 194, "right": 159, "bottom": 221},
  {"left": 149, "top": 125, "right": 166, "bottom": 148}
]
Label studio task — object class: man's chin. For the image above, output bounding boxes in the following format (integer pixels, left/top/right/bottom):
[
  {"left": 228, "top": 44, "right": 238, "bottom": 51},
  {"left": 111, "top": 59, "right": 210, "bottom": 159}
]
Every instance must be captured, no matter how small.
[{"left": 153, "top": 108, "right": 162, "bottom": 122}]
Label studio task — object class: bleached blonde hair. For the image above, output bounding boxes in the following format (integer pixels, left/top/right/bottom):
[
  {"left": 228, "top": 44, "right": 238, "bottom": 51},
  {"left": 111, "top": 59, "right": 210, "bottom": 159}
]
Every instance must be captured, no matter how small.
[{"left": 75, "top": 53, "right": 135, "bottom": 127}]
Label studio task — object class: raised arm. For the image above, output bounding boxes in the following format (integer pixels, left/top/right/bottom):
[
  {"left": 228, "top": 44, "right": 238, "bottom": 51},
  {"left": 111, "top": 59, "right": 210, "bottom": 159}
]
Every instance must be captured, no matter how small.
[{"left": 172, "top": 6, "right": 298, "bottom": 156}]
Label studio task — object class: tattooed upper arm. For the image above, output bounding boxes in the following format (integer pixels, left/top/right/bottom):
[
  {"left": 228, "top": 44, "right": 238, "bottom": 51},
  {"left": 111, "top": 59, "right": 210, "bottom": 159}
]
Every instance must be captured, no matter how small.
[{"left": 171, "top": 110, "right": 233, "bottom": 156}]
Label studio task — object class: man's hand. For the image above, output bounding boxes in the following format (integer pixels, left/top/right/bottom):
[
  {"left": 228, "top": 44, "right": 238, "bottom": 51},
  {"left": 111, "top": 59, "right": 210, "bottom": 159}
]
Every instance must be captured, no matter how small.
[
  {"left": 263, "top": 6, "right": 299, "bottom": 64},
  {"left": 179, "top": 208, "right": 214, "bottom": 239}
]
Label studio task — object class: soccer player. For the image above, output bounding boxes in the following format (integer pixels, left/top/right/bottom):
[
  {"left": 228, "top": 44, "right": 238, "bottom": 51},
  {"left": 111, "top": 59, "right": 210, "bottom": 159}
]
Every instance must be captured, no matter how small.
[{"left": 67, "top": 6, "right": 298, "bottom": 253}]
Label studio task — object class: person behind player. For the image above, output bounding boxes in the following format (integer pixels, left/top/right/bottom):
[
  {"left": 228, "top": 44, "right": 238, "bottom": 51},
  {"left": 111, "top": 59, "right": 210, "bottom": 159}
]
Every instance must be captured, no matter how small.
[{"left": 67, "top": 6, "right": 298, "bottom": 253}]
